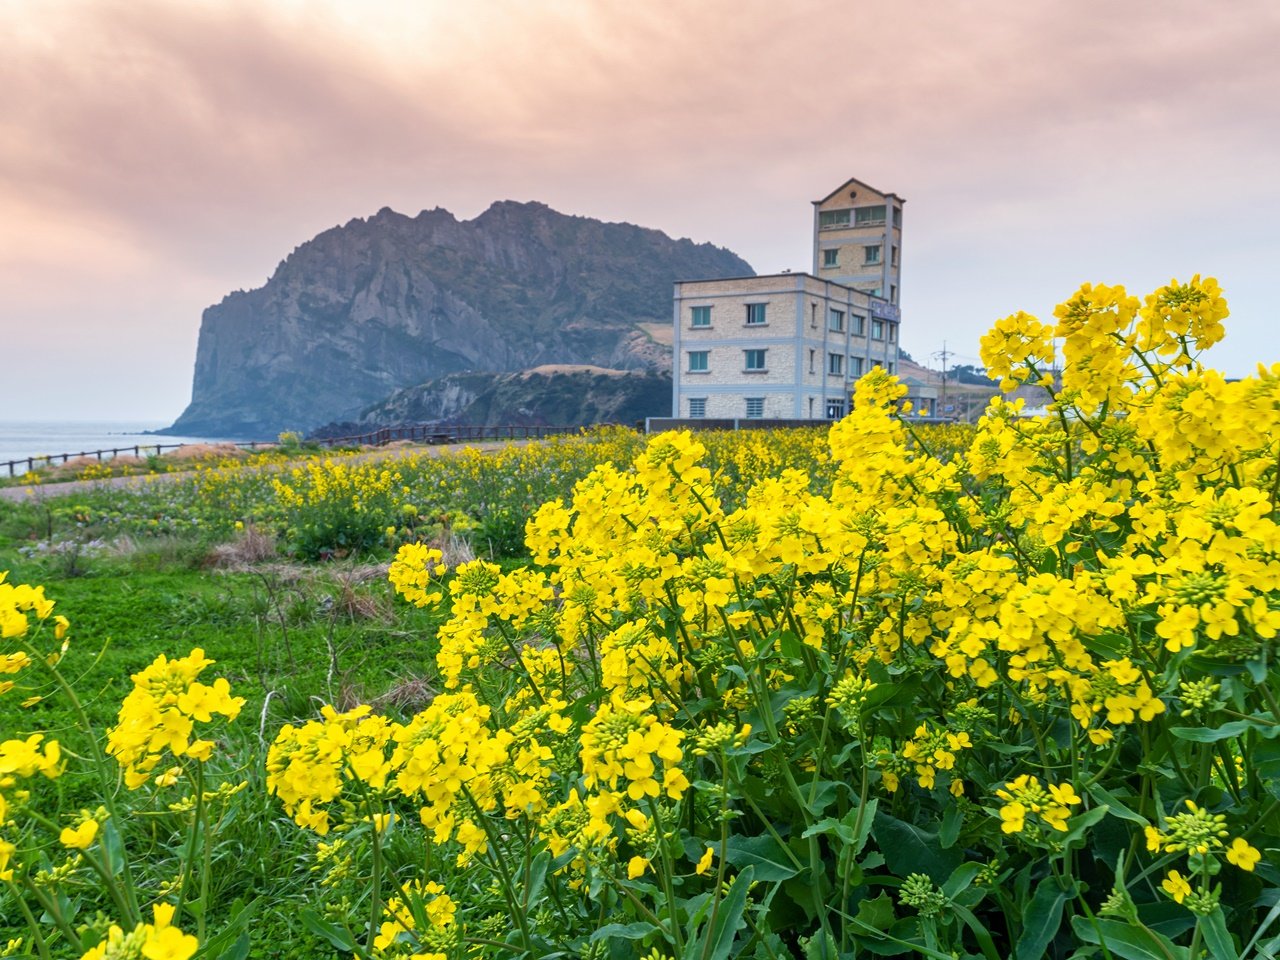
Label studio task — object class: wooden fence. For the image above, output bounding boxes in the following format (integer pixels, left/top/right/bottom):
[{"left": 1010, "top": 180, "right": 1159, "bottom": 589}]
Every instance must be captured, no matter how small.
[{"left": 2, "top": 425, "right": 599, "bottom": 478}]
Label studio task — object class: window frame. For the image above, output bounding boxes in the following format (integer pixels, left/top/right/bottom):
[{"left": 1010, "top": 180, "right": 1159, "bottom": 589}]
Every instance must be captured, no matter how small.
[
  {"left": 690, "top": 305, "right": 712, "bottom": 327},
  {"left": 687, "top": 350, "right": 709, "bottom": 373},
  {"left": 822, "top": 248, "right": 839, "bottom": 267},
  {"left": 743, "top": 348, "right": 767, "bottom": 372},
  {"left": 855, "top": 204, "right": 887, "bottom": 226},
  {"left": 818, "top": 209, "right": 852, "bottom": 230},
  {"left": 828, "top": 352, "right": 844, "bottom": 376},
  {"left": 864, "top": 245, "right": 882, "bottom": 265},
  {"left": 745, "top": 303, "right": 768, "bottom": 326},
  {"left": 829, "top": 309, "right": 845, "bottom": 333}
]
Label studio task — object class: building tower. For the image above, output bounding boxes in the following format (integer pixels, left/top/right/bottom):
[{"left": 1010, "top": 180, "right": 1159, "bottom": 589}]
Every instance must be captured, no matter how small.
[{"left": 811, "top": 177, "right": 903, "bottom": 315}]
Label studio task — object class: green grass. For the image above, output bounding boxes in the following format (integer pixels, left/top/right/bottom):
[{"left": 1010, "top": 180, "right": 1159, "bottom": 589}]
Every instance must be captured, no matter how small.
[{"left": 0, "top": 526, "right": 451, "bottom": 958}]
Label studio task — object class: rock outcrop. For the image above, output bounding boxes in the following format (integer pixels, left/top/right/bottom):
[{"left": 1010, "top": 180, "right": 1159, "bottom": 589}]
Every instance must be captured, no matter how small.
[
  {"left": 309, "top": 366, "right": 672, "bottom": 438},
  {"left": 165, "top": 202, "right": 751, "bottom": 437}
]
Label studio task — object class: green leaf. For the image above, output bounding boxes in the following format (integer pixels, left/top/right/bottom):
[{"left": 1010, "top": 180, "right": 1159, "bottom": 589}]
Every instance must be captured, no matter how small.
[
  {"left": 939, "top": 805, "right": 963, "bottom": 849},
  {"left": 941, "top": 862, "right": 981, "bottom": 899},
  {"left": 1086, "top": 783, "right": 1147, "bottom": 824},
  {"left": 873, "top": 812, "right": 962, "bottom": 884},
  {"left": 1170, "top": 717, "right": 1280, "bottom": 741},
  {"left": 801, "top": 779, "right": 845, "bottom": 815},
  {"left": 522, "top": 850, "right": 550, "bottom": 910},
  {"left": 590, "top": 921, "right": 658, "bottom": 943},
  {"left": 1015, "top": 880, "right": 1066, "bottom": 960},
  {"left": 1071, "top": 916, "right": 1190, "bottom": 960},
  {"left": 854, "top": 891, "right": 896, "bottom": 932},
  {"left": 300, "top": 908, "right": 357, "bottom": 953},
  {"left": 1200, "top": 908, "right": 1240, "bottom": 960},
  {"left": 951, "top": 903, "right": 1002, "bottom": 960},
  {"left": 723, "top": 834, "right": 801, "bottom": 881},
  {"left": 688, "top": 864, "right": 753, "bottom": 960},
  {"left": 1062, "top": 803, "right": 1110, "bottom": 846},
  {"left": 214, "top": 933, "right": 250, "bottom": 960}
]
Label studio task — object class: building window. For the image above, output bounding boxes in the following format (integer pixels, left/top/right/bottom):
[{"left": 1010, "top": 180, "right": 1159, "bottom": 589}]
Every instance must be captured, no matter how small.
[
  {"left": 822, "top": 248, "right": 838, "bottom": 267},
  {"left": 744, "top": 349, "right": 767, "bottom": 371},
  {"left": 687, "top": 350, "right": 709, "bottom": 372},
  {"left": 829, "top": 309, "right": 845, "bottom": 333},
  {"left": 690, "top": 306, "right": 711, "bottom": 327},
  {"left": 855, "top": 204, "right": 887, "bottom": 226},
  {"left": 828, "top": 353, "right": 844, "bottom": 376},
  {"left": 746, "top": 303, "right": 767, "bottom": 325},
  {"left": 864, "top": 245, "right": 881, "bottom": 265},
  {"left": 808, "top": 349, "right": 815, "bottom": 374},
  {"left": 688, "top": 397, "right": 707, "bottom": 418},
  {"left": 852, "top": 314, "right": 865, "bottom": 336},
  {"left": 826, "top": 399, "right": 845, "bottom": 420},
  {"left": 893, "top": 206, "right": 902, "bottom": 227},
  {"left": 887, "top": 361, "right": 896, "bottom": 375},
  {"left": 745, "top": 397, "right": 765, "bottom": 418},
  {"left": 888, "top": 323, "right": 897, "bottom": 343},
  {"left": 890, "top": 284, "right": 898, "bottom": 304},
  {"left": 819, "top": 209, "right": 851, "bottom": 229},
  {"left": 891, "top": 245, "right": 899, "bottom": 267},
  {"left": 851, "top": 356, "right": 864, "bottom": 376},
  {"left": 811, "top": 303, "right": 818, "bottom": 327},
  {"left": 872, "top": 319, "right": 885, "bottom": 340}
]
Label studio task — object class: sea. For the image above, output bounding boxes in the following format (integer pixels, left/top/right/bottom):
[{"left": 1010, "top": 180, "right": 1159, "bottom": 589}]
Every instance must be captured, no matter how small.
[{"left": 0, "top": 420, "right": 235, "bottom": 477}]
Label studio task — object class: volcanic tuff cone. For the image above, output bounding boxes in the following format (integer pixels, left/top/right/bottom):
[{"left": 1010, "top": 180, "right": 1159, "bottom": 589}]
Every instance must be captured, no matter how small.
[{"left": 165, "top": 201, "right": 753, "bottom": 437}]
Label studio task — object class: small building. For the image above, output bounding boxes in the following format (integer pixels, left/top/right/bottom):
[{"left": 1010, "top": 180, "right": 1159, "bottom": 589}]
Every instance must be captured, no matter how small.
[
  {"left": 672, "top": 176, "right": 904, "bottom": 421},
  {"left": 672, "top": 273, "right": 900, "bottom": 421}
]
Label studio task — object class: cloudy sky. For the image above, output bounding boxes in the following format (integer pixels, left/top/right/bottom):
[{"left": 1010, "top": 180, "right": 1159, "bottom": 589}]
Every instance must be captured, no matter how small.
[{"left": 2, "top": 0, "right": 1278, "bottom": 422}]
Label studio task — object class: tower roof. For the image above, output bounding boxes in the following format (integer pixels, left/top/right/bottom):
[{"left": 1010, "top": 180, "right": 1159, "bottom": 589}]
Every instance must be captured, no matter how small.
[{"left": 812, "top": 176, "right": 904, "bottom": 206}]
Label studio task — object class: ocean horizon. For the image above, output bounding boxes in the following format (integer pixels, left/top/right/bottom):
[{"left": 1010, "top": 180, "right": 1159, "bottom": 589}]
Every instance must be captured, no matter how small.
[{"left": 0, "top": 420, "right": 238, "bottom": 476}]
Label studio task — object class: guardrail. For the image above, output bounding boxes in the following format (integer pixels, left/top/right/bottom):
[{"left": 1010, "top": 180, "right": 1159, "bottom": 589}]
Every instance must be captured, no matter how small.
[
  {"left": 312, "top": 423, "right": 592, "bottom": 448},
  {"left": 2, "top": 425, "right": 606, "bottom": 478},
  {"left": 2, "top": 441, "right": 270, "bottom": 478}
]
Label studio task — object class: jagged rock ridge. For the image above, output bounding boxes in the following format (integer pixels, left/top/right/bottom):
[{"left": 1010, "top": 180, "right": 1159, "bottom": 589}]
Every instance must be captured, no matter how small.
[
  {"left": 165, "top": 201, "right": 752, "bottom": 437},
  {"left": 309, "top": 366, "right": 673, "bottom": 438}
]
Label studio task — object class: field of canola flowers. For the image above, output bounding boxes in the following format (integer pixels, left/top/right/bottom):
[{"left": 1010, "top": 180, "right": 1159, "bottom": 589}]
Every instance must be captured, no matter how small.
[{"left": 2, "top": 275, "right": 1280, "bottom": 960}]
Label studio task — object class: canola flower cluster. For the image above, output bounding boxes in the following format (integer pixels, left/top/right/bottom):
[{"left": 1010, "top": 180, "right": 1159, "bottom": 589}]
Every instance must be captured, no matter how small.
[
  {"left": 106, "top": 649, "right": 245, "bottom": 788},
  {"left": 351, "top": 275, "right": 1276, "bottom": 954},
  {"left": 4, "top": 274, "right": 1279, "bottom": 958}
]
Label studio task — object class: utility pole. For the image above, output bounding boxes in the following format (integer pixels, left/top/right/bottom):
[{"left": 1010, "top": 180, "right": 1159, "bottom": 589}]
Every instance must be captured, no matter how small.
[{"left": 933, "top": 341, "right": 953, "bottom": 419}]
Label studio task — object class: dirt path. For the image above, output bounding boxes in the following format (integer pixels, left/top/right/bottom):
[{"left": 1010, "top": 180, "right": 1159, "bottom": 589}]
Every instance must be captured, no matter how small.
[{"left": 0, "top": 441, "right": 524, "bottom": 504}]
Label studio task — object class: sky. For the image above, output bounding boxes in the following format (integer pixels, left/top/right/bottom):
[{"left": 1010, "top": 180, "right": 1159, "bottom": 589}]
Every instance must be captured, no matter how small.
[{"left": 2, "top": 0, "right": 1278, "bottom": 422}]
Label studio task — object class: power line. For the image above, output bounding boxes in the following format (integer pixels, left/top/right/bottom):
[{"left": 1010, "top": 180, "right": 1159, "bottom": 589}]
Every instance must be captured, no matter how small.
[{"left": 932, "top": 341, "right": 953, "bottom": 416}]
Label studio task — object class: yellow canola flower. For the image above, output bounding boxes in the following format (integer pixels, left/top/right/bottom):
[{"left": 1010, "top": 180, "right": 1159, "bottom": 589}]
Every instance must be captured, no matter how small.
[
  {"left": 695, "top": 846, "right": 715, "bottom": 876},
  {"left": 1161, "top": 870, "right": 1192, "bottom": 905},
  {"left": 106, "top": 649, "right": 244, "bottom": 788},
  {"left": 79, "top": 903, "right": 197, "bottom": 960},
  {"left": 1226, "top": 837, "right": 1261, "bottom": 871},
  {"left": 59, "top": 818, "right": 99, "bottom": 850}
]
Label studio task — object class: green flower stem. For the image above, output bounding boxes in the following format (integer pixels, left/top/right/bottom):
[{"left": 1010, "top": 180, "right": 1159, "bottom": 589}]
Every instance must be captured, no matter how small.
[
  {"left": 21, "top": 807, "right": 133, "bottom": 924},
  {"left": 35, "top": 652, "right": 141, "bottom": 923},
  {"left": 366, "top": 815, "right": 384, "bottom": 958},
  {"left": 8, "top": 885, "right": 54, "bottom": 960},
  {"left": 25, "top": 881, "right": 83, "bottom": 953},
  {"left": 174, "top": 759, "right": 207, "bottom": 940},
  {"left": 645, "top": 799, "right": 685, "bottom": 954},
  {"left": 462, "top": 786, "right": 534, "bottom": 955}
]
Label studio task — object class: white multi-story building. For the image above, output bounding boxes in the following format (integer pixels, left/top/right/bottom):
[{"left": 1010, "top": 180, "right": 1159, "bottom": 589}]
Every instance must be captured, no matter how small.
[{"left": 672, "top": 176, "right": 903, "bottom": 421}]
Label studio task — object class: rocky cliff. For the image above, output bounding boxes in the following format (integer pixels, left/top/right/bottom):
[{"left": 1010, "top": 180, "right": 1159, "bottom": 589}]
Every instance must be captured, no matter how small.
[
  {"left": 310, "top": 365, "right": 672, "bottom": 438},
  {"left": 165, "top": 202, "right": 751, "bottom": 437}
]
